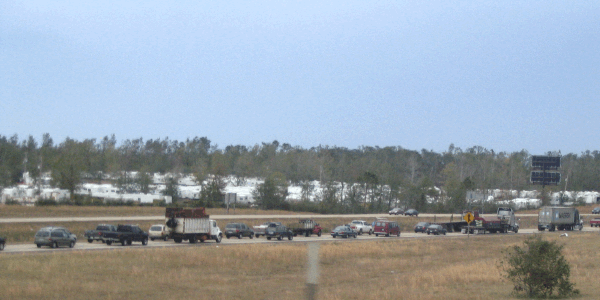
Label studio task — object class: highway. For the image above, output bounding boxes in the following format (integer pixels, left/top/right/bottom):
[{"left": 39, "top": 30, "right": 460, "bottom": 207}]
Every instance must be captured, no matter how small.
[{"left": 2, "top": 226, "right": 596, "bottom": 255}]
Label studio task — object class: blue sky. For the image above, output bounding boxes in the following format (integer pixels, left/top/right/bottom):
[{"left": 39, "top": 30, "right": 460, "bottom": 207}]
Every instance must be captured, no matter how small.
[{"left": 1, "top": 1, "right": 599, "bottom": 154}]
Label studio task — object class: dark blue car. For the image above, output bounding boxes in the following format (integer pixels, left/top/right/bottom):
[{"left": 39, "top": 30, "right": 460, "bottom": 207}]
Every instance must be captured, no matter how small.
[{"left": 331, "top": 226, "right": 357, "bottom": 238}]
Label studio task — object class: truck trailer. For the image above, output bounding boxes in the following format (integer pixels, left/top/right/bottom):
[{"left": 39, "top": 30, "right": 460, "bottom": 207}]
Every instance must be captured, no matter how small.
[
  {"left": 165, "top": 207, "right": 223, "bottom": 243},
  {"left": 538, "top": 206, "right": 582, "bottom": 231}
]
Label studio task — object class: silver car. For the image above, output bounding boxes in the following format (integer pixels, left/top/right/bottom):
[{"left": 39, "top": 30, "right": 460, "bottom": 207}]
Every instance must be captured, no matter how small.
[{"left": 35, "top": 227, "right": 77, "bottom": 248}]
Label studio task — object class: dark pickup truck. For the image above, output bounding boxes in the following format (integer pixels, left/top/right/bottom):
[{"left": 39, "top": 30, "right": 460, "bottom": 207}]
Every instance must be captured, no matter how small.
[
  {"left": 84, "top": 224, "right": 118, "bottom": 243},
  {"left": 265, "top": 225, "right": 294, "bottom": 241},
  {"left": 0, "top": 236, "right": 5, "bottom": 251},
  {"left": 103, "top": 224, "right": 149, "bottom": 246}
]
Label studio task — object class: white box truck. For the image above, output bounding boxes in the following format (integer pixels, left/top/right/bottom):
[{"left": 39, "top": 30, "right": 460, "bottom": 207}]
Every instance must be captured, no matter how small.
[
  {"left": 165, "top": 207, "right": 222, "bottom": 243},
  {"left": 538, "top": 206, "right": 582, "bottom": 231}
]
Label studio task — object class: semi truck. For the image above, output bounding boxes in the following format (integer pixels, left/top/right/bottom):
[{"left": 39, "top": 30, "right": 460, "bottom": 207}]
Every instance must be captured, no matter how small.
[
  {"left": 460, "top": 207, "right": 519, "bottom": 234},
  {"left": 165, "top": 207, "right": 222, "bottom": 243},
  {"left": 538, "top": 206, "right": 583, "bottom": 231}
]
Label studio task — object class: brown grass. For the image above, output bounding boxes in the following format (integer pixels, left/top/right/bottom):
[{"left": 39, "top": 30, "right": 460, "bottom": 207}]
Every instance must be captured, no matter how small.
[{"left": 1, "top": 232, "right": 598, "bottom": 299}]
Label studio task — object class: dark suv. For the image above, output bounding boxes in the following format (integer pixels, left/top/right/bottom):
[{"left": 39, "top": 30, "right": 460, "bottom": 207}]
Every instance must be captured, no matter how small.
[
  {"left": 265, "top": 225, "right": 294, "bottom": 241},
  {"left": 225, "top": 223, "right": 254, "bottom": 239}
]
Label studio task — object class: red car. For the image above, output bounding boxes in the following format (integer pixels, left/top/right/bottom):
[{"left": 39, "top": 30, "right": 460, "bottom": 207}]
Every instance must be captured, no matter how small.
[{"left": 374, "top": 219, "right": 401, "bottom": 237}]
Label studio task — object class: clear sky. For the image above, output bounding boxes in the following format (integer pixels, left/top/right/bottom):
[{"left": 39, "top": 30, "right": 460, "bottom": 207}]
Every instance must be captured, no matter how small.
[{"left": 1, "top": 1, "right": 599, "bottom": 154}]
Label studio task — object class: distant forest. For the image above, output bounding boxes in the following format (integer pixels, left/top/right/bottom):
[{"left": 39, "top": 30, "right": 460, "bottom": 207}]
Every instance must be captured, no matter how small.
[{"left": 1, "top": 134, "right": 600, "bottom": 212}]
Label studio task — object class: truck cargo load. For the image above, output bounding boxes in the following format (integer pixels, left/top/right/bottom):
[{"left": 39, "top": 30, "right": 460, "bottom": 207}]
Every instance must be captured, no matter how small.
[{"left": 165, "top": 207, "right": 222, "bottom": 243}]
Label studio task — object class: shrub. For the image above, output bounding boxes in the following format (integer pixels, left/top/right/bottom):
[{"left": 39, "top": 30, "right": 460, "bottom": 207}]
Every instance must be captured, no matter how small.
[{"left": 499, "top": 235, "right": 579, "bottom": 298}]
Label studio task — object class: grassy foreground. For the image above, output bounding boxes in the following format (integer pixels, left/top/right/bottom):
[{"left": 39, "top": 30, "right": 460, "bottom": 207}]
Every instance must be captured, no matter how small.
[{"left": 1, "top": 232, "right": 598, "bottom": 300}]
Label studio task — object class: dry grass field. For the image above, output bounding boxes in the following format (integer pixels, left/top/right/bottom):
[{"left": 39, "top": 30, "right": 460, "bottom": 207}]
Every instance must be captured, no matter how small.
[
  {"left": 0, "top": 205, "right": 307, "bottom": 218},
  {"left": 1, "top": 232, "right": 598, "bottom": 300}
]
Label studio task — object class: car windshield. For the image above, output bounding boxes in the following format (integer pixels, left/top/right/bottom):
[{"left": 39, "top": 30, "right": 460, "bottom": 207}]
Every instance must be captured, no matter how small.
[
  {"left": 416, "top": 222, "right": 428, "bottom": 226},
  {"left": 351, "top": 221, "right": 361, "bottom": 224},
  {"left": 226, "top": 224, "right": 239, "bottom": 228},
  {"left": 35, "top": 231, "right": 50, "bottom": 237},
  {"left": 334, "top": 226, "right": 347, "bottom": 231}
]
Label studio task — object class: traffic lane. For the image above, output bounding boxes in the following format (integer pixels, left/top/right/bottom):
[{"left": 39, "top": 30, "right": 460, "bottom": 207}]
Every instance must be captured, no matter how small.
[{"left": 2, "top": 227, "right": 597, "bottom": 254}]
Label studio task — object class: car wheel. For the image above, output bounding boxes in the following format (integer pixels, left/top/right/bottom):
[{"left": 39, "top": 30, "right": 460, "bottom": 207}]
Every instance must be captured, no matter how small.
[
  {"left": 174, "top": 238, "right": 182, "bottom": 243},
  {"left": 288, "top": 235, "right": 293, "bottom": 240},
  {"left": 255, "top": 234, "right": 260, "bottom": 238},
  {"left": 52, "top": 242, "right": 58, "bottom": 249},
  {"left": 69, "top": 241, "right": 74, "bottom": 248},
  {"left": 318, "top": 231, "right": 322, "bottom": 237},
  {"left": 332, "top": 235, "right": 336, "bottom": 238},
  {"left": 368, "top": 230, "right": 372, "bottom": 235},
  {"left": 238, "top": 233, "right": 243, "bottom": 239},
  {"left": 142, "top": 238, "right": 148, "bottom": 246},
  {"left": 277, "top": 236, "right": 282, "bottom": 241},
  {"left": 106, "top": 240, "right": 113, "bottom": 246},
  {"left": 151, "top": 238, "right": 155, "bottom": 241},
  {"left": 427, "top": 232, "right": 430, "bottom": 235},
  {"left": 127, "top": 239, "right": 132, "bottom": 246},
  {"left": 443, "top": 232, "right": 446, "bottom": 235},
  {"left": 397, "top": 232, "right": 400, "bottom": 237},
  {"left": 226, "top": 235, "right": 230, "bottom": 239},
  {"left": 353, "top": 234, "right": 357, "bottom": 238},
  {"left": 37, "top": 244, "right": 41, "bottom": 248},
  {"left": 0, "top": 243, "right": 4, "bottom": 251},
  {"left": 164, "top": 236, "right": 169, "bottom": 241},
  {"left": 267, "top": 237, "right": 272, "bottom": 240},
  {"left": 375, "top": 234, "right": 379, "bottom": 237},
  {"left": 87, "top": 239, "right": 93, "bottom": 243},
  {"left": 385, "top": 233, "right": 390, "bottom": 237},
  {"left": 249, "top": 234, "right": 254, "bottom": 239}
]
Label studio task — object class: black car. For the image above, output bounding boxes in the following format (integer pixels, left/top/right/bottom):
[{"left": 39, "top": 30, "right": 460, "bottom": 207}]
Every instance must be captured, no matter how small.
[
  {"left": 331, "top": 225, "right": 357, "bottom": 238},
  {"left": 405, "top": 209, "right": 419, "bottom": 217},
  {"left": 225, "top": 223, "right": 254, "bottom": 239},
  {"left": 426, "top": 224, "right": 447, "bottom": 235},
  {"left": 592, "top": 207, "right": 600, "bottom": 214},
  {"left": 414, "top": 222, "right": 430, "bottom": 233},
  {"left": 265, "top": 225, "right": 294, "bottom": 241}
]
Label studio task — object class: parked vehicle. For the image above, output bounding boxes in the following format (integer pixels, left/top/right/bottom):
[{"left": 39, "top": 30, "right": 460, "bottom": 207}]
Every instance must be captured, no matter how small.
[
  {"left": 538, "top": 206, "right": 583, "bottom": 231},
  {"left": 404, "top": 209, "right": 419, "bottom": 216},
  {"left": 590, "top": 218, "right": 600, "bottom": 227},
  {"left": 348, "top": 220, "right": 373, "bottom": 235},
  {"left": 592, "top": 207, "right": 600, "bottom": 214},
  {"left": 388, "top": 208, "right": 404, "bottom": 215},
  {"left": 374, "top": 219, "right": 401, "bottom": 237},
  {"left": 103, "top": 224, "right": 149, "bottom": 246},
  {"left": 253, "top": 222, "right": 282, "bottom": 238},
  {"left": 149, "top": 224, "right": 170, "bottom": 241},
  {"left": 331, "top": 225, "right": 357, "bottom": 238},
  {"left": 225, "top": 223, "right": 254, "bottom": 239},
  {"left": 265, "top": 225, "right": 294, "bottom": 241},
  {"left": 34, "top": 227, "right": 77, "bottom": 249},
  {"left": 414, "top": 222, "right": 430, "bottom": 233},
  {"left": 288, "top": 219, "right": 323, "bottom": 237},
  {"left": 84, "top": 224, "right": 118, "bottom": 243},
  {"left": 426, "top": 224, "right": 447, "bottom": 235},
  {"left": 0, "top": 237, "right": 5, "bottom": 251},
  {"left": 461, "top": 207, "right": 519, "bottom": 234},
  {"left": 165, "top": 207, "right": 222, "bottom": 243}
]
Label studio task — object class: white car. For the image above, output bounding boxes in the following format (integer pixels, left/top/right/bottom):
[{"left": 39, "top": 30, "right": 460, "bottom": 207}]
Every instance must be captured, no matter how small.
[
  {"left": 349, "top": 220, "right": 373, "bottom": 235},
  {"left": 148, "top": 224, "right": 170, "bottom": 241}
]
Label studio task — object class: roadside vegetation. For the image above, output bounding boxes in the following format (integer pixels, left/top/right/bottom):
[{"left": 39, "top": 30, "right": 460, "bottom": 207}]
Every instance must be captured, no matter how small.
[{"left": 0, "top": 232, "right": 597, "bottom": 299}]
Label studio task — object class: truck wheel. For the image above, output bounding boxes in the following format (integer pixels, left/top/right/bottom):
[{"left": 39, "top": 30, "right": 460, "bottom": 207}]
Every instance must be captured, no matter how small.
[
  {"left": 106, "top": 240, "right": 113, "bottom": 246},
  {"left": 359, "top": 229, "right": 363, "bottom": 235},
  {"left": 277, "top": 236, "right": 282, "bottom": 241},
  {"left": 427, "top": 232, "right": 430, "bottom": 235},
  {"left": 255, "top": 234, "right": 260, "bottom": 238},
  {"left": 37, "top": 244, "right": 41, "bottom": 248},
  {"left": 267, "top": 237, "right": 271, "bottom": 240},
  {"left": 397, "top": 232, "right": 400, "bottom": 237},
  {"left": 69, "top": 241, "right": 74, "bottom": 248},
  {"left": 127, "top": 239, "right": 132, "bottom": 246},
  {"left": 121, "top": 240, "right": 126, "bottom": 246},
  {"left": 368, "top": 230, "right": 373, "bottom": 235},
  {"left": 0, "top": 243, "right": 4, "bottom": 251},
  {"left": 288, "top": 235, "right": 293, "bottom": 240},
  {"left": 215, "top": 235, "right": 222, "bottom": 243},
  {"left": 514, "top": 228, "right": 518, "bottom": 233},
  {"left": 174, "top": 238, "right": 182, "bottom": 243},
  {"left": 189, "top": 236, "right": 197, "bottom": 244},
  {"left": 142, "top": 238, "right": 148, "bottom": 246},
  {"left": 164, "top": 236, "right": 169, "bottom": 241},
  {"left": 52, "top": 242, "right": 58, "bottom": 249},
  {"left": 249, "top": 234, "right": 254, "bottom": 239},
  {"left": 375, "top": 234, "right": 379, "bottom": 237},
  {"left": 238, "top": 233, "right": 243, "bottom": 239},
  {"left": 150, "top": 238, "right": 155, "bottom": 241},
  {"left": 88, "top": 239, "right": 93, "bottom": 243},
  {"left": 353, "top": 234, "right": 357, "bottom": 238}
]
